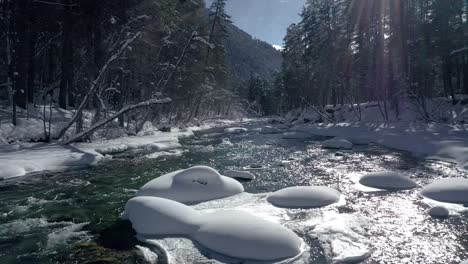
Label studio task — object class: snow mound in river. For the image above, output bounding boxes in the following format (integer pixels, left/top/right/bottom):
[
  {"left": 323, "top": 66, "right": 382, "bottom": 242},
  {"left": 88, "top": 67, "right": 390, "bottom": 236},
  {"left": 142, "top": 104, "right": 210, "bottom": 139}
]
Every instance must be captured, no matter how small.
[
  {"left": 428, "top": 206, "right": 450, "bottom": 218},
  {"left": 224, "top": 127, "right": 248, "bottom": 134},
  {"left": 136, "top": 166, "right": 244, "bottom": 204},
  {"left": 359, "top": 171, "right": 417, "bottom": 190},
  {"left": 223, "top": 170, "right": 255, "bottom": 180},
  {"left": 267, "top": 186, "right": 341, "bottom": 208},
  {"left": 124, "top": 196, "right": 302, "bottom": 261},
  {"left": 194, "top": 210, "right": 302, "bottom": 261},
  {"left": 123, "top": 197, "right": 201, "bottom": 236},
  {"left": 282, "top": 131, "right": 312, "bottom": 139},
  {"left": 322, "top": 138, "right": 353, "bottom": 150},
  {"left": 420, "top": 178, "right": 468, "bottom": 204}
]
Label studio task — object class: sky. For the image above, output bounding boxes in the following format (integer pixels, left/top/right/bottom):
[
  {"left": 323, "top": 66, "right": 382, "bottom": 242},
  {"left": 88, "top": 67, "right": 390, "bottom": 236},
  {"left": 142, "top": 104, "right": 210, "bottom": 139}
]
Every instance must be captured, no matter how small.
[{"left": 207, "top": 0, "right": 305, "bottom": 47}]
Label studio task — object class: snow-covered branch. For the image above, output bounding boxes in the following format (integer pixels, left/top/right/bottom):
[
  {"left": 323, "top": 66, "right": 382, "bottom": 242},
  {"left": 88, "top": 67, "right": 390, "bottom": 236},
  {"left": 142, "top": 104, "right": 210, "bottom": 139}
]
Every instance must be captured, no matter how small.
[
  {"left": 63, "top": 97, "right": 172, "bottom": 144},
  {"left": 56, "top": 32, "right": 142, "bottom": 140}
]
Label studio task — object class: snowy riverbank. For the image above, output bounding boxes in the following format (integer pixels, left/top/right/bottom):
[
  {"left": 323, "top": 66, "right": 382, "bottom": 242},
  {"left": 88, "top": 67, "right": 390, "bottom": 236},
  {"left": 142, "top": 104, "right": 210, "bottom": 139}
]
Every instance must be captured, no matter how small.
[
  {"left": 290, "top": 122, "right": 468, "bottom": 170},
  {"left": 0, "top": 120, "right": 239, "bottom": 180}
]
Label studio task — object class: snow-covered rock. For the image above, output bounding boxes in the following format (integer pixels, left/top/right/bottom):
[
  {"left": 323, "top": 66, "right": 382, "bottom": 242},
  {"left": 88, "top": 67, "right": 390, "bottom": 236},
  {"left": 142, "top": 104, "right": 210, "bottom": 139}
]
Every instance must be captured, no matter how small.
[
  {"left": 420, "top": 178, "right": 468, "bottom": 204},
  {"left": 322, "top": 138, "right": 353, "bottom": 150},
  {"left": 223, "top": 170, "right": 255, "bottom": 180},
  {"left": 224, "top": 127, "right": 248, "bottom": 134},
  {"left": 124, "top": 195, "right": 303, "bottom": 261},
  {"left": 428, "top": 206, "right": 450, "bottom": 218},
  {"left": 123, "top": 197, "right": 201, "bottom": 236},
  {"left": 194, "top": 210, "right": 302, "bottom": 261},
  {"left": 137, "top": 166, "right": 244, "bottom": 204},
  {"left": 282, "top": 132, "right": 312, "bottom": 139},
  {"left": 359, "top": 171, "right": 417, "bottom": 190},
  {"left": 267, "top": 186, "right": 341, "bottom": 208}
]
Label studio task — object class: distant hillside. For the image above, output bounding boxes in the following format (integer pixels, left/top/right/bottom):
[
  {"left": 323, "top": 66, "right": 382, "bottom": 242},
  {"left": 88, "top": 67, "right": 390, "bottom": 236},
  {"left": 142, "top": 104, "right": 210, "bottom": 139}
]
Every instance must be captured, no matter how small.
[{"left": 224, "top": 24, "right": 282, "bottom": 85}]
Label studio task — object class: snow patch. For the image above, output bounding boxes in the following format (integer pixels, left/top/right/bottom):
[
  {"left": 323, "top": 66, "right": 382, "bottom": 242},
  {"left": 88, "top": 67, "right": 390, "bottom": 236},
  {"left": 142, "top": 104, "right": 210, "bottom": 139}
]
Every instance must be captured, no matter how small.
[{"left": 136, "top": 166, "right": 244, "bottom": 204}]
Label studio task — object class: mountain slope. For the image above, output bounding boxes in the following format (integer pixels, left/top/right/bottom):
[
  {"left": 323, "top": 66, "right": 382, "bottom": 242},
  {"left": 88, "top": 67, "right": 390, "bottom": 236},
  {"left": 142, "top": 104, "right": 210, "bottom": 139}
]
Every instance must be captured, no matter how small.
[{"left": 224, "top": 24, "right": 282, "bottom": 85}]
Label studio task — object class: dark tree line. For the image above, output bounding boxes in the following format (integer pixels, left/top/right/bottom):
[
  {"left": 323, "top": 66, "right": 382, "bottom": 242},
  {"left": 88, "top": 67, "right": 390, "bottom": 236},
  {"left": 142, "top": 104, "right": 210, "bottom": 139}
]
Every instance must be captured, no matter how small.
[
  {"left": 0, "top": 0, "right": 242, "bottom": 139},
  {"left": 274, "top": 0, "right": 468, "bottom": 120}
]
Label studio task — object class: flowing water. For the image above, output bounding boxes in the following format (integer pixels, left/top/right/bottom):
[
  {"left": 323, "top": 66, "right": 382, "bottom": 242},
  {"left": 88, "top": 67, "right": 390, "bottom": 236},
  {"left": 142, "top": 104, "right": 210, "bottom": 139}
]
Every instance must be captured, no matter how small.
[{"left": 0, "top": 121, "right": 467, "bottom": 264}]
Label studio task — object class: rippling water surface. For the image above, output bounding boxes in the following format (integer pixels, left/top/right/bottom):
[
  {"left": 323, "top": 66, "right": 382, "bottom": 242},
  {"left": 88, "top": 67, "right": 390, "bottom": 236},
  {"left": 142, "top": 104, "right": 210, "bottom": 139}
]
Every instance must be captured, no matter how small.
[{"left": 0, "top": 121, "right": 467, "bottom": 263}]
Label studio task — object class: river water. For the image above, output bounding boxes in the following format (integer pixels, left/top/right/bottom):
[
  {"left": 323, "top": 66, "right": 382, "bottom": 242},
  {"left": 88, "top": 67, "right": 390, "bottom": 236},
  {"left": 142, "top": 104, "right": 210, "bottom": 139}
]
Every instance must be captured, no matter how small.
[{"left": 0, "top": 121, "right": 467, "bottom": 263}]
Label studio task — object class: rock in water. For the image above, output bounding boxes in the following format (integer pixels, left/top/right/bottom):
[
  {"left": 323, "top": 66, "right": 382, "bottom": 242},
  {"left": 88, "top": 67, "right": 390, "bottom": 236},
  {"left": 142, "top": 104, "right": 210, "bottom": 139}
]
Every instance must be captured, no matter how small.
[
  {"left": 428, "top": 206, "right": 450, "bottom": 218},
  {"left": 194, "top": 210, "right": 302, "bottom": 261},
  {"left": 322, "top": 138, "right": 353, "bottom": 150},
  {"left": 224, "top": 127, "right": 248, "bottom": 134},
  {"left": 420, "top": 178, "right": 468, "bottom": 204},
  {"left": 223, "top": 170, "right": 255, "bottom": 180},
  {"left": 123, "top": 197, "right": 201, "bottom": 236},
  {"left": 359, "top": 171, "right": 417, "bottom": 190},
  {"left": 137, "top": 166, "right": 244, "bottom": 204},
  {"left": 267, "top": 186, "right": 341, "bottom": 208}
]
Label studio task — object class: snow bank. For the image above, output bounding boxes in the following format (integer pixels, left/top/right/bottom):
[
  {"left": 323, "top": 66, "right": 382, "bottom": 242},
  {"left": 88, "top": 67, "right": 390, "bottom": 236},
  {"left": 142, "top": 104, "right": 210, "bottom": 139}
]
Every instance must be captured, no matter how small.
[
  {"left": 124, "top": 195, "right": 303, "bottom": 261},
  {"left": 359, "top": 171, "right": 417, "bottom": 190},
  {"left": 428, "top": 206, "right": 450, "bottom": 218},
  {"left": 267, "top": 186, "right": 341, "bottom": 208},
  {"left": 293, "top": 122, "right": 468, "bottom": 170},
  {"left": 123, "top": 197, "right": 201, "bottom": 236},
  {"left": 420, "top": 178, "right": 468, "bottom": 204},
  {"left": 224, "top": 127, "right": 248, "bottom": 134},
  {"left": 137, "top": 166, "right": 244, "bottom": 204},
  {"left": 223, "top": 170, "right": 255, "bottom": 180},
  {"left": 0, "top": 144, "right": 103, "bottom": 179},
  {"left": 282, "top": 131, "right": 312, "bottom": 139},
  {"left": 194, "top": 210, "right": 302, "bottom": 261},
  {"left": 322, "top": 138, "right": 353, "bottom": 150}
]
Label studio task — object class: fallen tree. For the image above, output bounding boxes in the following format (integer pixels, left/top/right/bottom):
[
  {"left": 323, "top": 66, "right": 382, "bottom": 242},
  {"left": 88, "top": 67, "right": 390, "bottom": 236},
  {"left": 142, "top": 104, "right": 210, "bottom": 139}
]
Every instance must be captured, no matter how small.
[{"left": 63, "top": 97, "right": 172, "bottom": 144}]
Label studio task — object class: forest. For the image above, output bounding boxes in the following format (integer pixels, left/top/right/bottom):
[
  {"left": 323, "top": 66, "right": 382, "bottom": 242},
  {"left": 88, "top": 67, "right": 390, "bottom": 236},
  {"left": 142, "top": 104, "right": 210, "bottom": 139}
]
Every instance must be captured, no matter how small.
[{"left": 275, "top": 0, "right": 468, "bottom": 120}]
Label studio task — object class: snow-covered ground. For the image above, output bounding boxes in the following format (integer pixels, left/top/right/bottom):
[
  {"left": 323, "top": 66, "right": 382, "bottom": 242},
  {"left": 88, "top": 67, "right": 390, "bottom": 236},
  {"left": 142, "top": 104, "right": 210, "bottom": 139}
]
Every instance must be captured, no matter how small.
[{"left": 0, "top": 107, "right": 240, "bottom": 179}]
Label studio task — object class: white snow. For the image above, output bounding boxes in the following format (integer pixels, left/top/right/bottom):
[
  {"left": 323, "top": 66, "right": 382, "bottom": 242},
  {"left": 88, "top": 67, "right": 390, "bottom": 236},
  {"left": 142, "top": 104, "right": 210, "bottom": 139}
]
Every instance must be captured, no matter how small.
[
  {"left": 282, "top": 131, "right": 312, "bottom": 139},
  {"left": 194, "top": 210, "right": 302, "bottom": 261},
  {"left": 223, "top": 170, "right": 255, "bottom": 180},
  {"left": 136, "top": 166, "right": 244, "bottom": 203},
  {"left": 420, "top": 178, "right": 468, "bottom": 204},
  {"left": 124, "top": 195, "right": 303, "bottom": 261},
  {"left": 134, "top": 192, "right": 369, "bottom": 263},
  {"left": 224, "top": 127, "right": 248, "bottom": 134},
  {"left": 428, "top": 206, "right": 450, "bottom": 218},
  {"left": 322, "top": 138, "right": 353, "bottom": 150},
  {"left": 135, "top": 245, "right": 158, "bottom": 264},
  {"left": 0, "top": 144, "right": 103, "bottom": 179},
  {"left": 359, "top": 171, "right": 417, "bottom": 190},
  {"left": 123, "top": 197, "right": 201, "bottom": 236},
  {"left": 308, "top": 211, "right": 371, "bottom": 263},
  {"left": 267, "top": 186, "right": 342, "bottom": 208}
]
